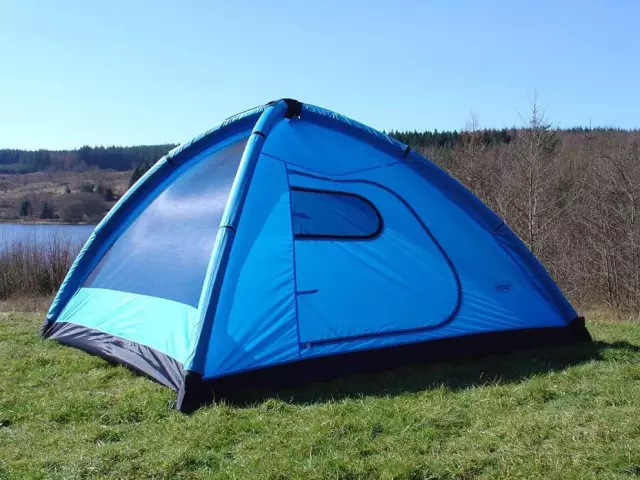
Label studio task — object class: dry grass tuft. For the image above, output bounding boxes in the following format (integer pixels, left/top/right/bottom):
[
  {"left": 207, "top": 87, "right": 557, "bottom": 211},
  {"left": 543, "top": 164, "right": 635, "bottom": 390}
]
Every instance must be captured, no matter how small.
[
  {"left": 0, "top": 295, "right": 54, "bottom": 313},
  {"left": 0, "top": 234, "right": 81, "bottom": 300}
]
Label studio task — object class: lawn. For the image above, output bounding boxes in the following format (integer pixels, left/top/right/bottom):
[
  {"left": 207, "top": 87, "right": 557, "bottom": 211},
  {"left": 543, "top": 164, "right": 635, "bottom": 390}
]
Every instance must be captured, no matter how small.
[{"left": 1, "top": 313, "right": 639, "bottom": 479}]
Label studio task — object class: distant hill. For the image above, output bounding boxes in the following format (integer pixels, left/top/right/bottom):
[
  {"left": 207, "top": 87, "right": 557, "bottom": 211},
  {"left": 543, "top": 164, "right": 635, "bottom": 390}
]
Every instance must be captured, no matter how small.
[
  {"left": 0, "top": 144, "right": 177, "bottom": 174},
  {"left": 2, "top": 127, "right": 635, "bottom": 175}
]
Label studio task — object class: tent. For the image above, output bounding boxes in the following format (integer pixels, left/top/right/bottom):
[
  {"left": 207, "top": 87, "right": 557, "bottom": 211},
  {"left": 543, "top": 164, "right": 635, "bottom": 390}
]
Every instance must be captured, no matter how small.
[{"left": 41, "top": 99, "right": 591, "bottom": 412}]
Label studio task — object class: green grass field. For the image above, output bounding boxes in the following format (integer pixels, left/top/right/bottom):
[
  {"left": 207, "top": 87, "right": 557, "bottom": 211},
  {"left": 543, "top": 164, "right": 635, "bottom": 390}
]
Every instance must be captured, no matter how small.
[{"left": 1, "top": 313, "right": 639, "bottom": 479}]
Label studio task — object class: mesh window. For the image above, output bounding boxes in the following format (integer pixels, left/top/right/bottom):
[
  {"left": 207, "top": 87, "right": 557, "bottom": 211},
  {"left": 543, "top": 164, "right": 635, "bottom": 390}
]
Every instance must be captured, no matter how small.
[
  {"left": 291, "top": 188, "right": 382, "bottom": 239},
  {"left": 84, "top": 138, "right": 248, "bottom": 307}
]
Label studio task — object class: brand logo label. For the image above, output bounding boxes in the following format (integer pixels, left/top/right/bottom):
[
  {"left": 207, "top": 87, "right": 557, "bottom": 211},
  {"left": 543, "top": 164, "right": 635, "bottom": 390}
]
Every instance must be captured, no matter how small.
[{"left": 494, "top": 281, "right": 512, "bottom": 292}]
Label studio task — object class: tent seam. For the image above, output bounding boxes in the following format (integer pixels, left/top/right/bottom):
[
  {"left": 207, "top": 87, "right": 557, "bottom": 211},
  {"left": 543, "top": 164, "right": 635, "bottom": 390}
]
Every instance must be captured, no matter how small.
[{"left": 284, "top": 167, "right": 303, "bottom": 359}]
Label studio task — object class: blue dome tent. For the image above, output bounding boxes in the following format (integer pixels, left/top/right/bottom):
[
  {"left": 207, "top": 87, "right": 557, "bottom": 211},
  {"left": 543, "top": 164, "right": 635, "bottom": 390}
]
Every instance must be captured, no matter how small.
[{"left": 41, "top": 99, "right": 590, "bottom": 412}]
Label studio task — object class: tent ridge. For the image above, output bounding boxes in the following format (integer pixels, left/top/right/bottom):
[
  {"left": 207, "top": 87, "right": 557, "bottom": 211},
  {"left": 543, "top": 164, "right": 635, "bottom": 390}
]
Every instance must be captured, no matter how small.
[{"left": 300, "top": 103, "right": 408, "bottom": 158}]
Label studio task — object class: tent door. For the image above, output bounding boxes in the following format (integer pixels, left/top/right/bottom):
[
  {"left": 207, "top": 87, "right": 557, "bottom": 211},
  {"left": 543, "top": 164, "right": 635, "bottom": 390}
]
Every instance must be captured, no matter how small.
[{"left": 291, "top": 180, "right": 459, "bottom": 347}]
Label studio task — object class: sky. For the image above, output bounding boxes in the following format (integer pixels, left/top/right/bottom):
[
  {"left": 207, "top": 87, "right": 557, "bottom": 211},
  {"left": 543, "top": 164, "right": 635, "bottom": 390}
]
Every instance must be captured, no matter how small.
[{"left": 1, "top": 0, "right": 639, "bottom": 150}]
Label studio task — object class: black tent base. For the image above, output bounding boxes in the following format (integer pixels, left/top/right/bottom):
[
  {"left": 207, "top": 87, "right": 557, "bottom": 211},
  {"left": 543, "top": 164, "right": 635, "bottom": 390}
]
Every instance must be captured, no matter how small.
[
  {"left": 177, "top": 317, "right": 591, "bottom": 413},
  {"left": 43, "top": 318, "right": 591, "bottom": 413},
  {"left": 43, "top": 321, "right": 184, "bottom": 392}
]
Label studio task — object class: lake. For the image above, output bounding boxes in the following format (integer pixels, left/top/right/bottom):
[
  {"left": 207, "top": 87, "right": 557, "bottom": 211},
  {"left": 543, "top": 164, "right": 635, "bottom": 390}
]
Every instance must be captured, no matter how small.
[{"left": 0, "top": 223, "right": 95, "bottom": 250}]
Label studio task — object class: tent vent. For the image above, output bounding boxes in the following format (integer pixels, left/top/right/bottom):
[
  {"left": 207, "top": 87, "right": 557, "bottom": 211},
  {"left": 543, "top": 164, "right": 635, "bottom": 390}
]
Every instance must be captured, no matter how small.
[{"left": 283, "top": 98, "right": 303, "bottom": 119}]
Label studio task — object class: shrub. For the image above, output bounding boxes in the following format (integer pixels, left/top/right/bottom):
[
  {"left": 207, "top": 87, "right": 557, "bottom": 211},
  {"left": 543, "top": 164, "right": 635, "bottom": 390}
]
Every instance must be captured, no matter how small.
[
  {"left": 79, "top": 182, "right": 95, "bottom": 193},
  {"left": 103, "top": 186, "right": 115, "bottom": 202},
  {"left": 59, "top": 202, "right": 84, "bottom": 224},
  {"left": 58, "top": 193, "right": 106, "bottom": 224},
  {"left": 96, "top": 183, "right": 115, "bottom": 202}
]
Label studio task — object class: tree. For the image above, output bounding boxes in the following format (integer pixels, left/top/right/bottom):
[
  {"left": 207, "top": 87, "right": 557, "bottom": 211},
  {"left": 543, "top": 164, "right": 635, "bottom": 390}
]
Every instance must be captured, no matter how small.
[
  {"left": 39, "top": 200, "right": 55, "bottom": 219},
  {"left": 129, "top": 161, "right": 150, "bottom": 187},
  {"left": 76, "top": 146, "right": 92, "bottom": 166},
  {"left": 19, "top": 198, "right": 32, "bottom": 217},
  {"left": 505, "top": 95, "right": 583, "bottom": 257}
]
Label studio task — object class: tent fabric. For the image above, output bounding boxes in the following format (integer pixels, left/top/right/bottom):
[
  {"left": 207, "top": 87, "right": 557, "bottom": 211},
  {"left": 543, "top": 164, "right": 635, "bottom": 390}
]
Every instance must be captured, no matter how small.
[
  {"left": 42, "top": 98, "right": 590, "bottom": 411},
  {"left": 45, "top": 320, "right": 184, "bottom": 390},
  {"left": 83, "top": 137, "right": 248, "bottom": 307},
  {"left": 202, "top": 156, "right": 298, "bottom": 378}
]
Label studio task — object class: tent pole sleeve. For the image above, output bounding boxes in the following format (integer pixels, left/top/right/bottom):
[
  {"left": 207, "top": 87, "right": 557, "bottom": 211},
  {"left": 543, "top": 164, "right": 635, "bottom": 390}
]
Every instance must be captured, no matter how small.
[{"left": 184, "top": 100, "right": 289, "bottom": 376}]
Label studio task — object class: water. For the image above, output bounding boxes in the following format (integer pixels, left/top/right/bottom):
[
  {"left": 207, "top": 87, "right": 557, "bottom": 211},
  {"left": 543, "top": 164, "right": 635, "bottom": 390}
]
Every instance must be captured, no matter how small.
[{"left": 0, "top": 223, "right": 95, "bottom": 251}]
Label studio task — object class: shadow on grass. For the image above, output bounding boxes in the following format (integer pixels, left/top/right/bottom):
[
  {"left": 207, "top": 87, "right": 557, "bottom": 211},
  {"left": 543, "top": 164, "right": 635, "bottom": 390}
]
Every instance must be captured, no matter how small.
[{"left": 226, "top": 340, "right": 640, "bottom": 407}]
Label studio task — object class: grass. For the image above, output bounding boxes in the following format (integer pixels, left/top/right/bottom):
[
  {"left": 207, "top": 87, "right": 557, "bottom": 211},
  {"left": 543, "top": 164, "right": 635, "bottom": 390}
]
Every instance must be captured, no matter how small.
[{"left": 0, "top": 313, "right": 639, "bottom": 479}]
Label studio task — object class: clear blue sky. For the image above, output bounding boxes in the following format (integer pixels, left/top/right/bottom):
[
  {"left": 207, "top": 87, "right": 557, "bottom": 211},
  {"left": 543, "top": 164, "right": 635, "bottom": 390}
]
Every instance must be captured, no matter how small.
[{"left": 1, "top": 0, "right": 639, "bottom": 150}]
